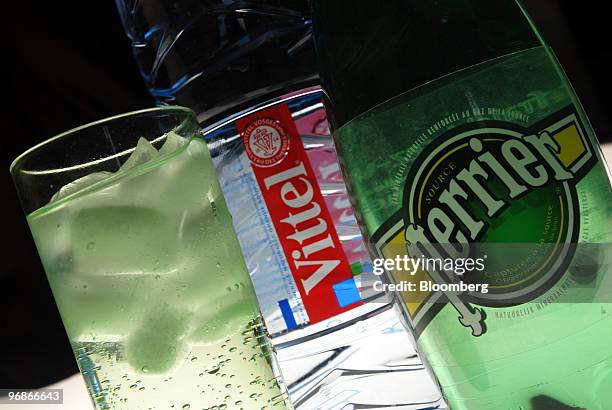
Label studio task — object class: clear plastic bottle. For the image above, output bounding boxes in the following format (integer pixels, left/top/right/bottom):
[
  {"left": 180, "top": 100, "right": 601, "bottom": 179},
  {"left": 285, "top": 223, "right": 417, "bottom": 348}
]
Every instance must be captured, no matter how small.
[{"left": 116, "top": 2, "right": 445, "bottom": 408}]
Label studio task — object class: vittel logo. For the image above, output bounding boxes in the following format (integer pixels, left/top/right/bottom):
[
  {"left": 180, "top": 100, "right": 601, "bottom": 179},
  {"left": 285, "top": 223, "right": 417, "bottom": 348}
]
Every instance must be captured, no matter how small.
[
  {"left": 238, "top": 104, "right": 359, "bottom": 324},
  {"left": 262, "top": 162, "right": 343, "bottom": 296}
]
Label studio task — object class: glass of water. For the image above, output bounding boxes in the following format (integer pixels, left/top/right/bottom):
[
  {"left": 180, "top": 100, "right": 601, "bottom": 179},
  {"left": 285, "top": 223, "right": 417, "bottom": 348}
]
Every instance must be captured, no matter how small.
[{"left": 10, "top": 107, "right": 291, "bottom": 410}]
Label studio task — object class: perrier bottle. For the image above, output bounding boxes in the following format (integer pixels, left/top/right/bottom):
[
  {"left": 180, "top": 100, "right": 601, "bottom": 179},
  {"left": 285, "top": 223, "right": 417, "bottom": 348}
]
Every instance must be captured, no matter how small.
[{"left": 314, "top": 1, "right": 612, "bottom": 409}]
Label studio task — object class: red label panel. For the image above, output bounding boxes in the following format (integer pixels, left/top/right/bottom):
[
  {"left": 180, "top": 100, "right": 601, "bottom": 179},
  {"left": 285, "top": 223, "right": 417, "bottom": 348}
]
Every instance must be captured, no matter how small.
[{"left": 237, "top": 104, "right": 361, "bottom": 323}]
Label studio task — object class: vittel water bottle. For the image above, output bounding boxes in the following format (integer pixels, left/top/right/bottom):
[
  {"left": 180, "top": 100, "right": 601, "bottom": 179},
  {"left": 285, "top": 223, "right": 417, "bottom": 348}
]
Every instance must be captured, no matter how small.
[{"left": 116, "top": 1, "right": 445, "bottom": 408}]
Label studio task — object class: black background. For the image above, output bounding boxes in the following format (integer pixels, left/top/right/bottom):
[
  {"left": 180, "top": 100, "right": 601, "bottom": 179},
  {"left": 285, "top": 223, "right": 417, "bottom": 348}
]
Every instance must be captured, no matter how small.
[{"left": 3, "top": 1, "right": 611, "bottom": 389}]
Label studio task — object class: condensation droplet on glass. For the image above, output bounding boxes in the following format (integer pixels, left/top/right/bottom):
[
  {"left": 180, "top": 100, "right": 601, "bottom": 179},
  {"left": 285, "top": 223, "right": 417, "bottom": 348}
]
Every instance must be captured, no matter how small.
[{"left": 207, "top": 189, "right": 218, "bottom": 216}]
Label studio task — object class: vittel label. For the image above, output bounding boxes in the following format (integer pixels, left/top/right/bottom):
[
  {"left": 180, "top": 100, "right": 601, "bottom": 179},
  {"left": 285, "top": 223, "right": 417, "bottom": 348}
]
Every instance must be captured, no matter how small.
[
  {"left": 237, "top": 104, "right": 361, "bottom": 325},
  {"left": 372, "top": 106, "right": 596, "bottom": 336}
]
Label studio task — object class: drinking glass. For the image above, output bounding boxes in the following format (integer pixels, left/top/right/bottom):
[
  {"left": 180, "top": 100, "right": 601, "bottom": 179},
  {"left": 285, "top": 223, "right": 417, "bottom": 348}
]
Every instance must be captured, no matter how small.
[{"left": 10, "top": 107, "right": 291, "bottom": 410}]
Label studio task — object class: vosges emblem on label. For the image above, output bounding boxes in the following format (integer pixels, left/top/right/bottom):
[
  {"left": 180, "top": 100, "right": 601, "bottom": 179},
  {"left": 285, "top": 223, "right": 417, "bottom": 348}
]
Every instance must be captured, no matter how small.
[{"left": 242, "top": 117, "right": 291, "bottom": 167}]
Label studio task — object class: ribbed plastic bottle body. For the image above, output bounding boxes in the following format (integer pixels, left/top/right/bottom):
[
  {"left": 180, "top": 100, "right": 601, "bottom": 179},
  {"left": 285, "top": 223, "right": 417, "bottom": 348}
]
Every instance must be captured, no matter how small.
[{"left": 116, "top": 2, "right": 447, "bottom": 408}]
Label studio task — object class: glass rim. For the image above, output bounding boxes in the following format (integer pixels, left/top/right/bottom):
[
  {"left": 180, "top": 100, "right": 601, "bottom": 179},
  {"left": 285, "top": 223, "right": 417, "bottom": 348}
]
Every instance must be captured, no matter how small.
[{"left": 10, "top": 105, "right": 195, "bottom": 174}]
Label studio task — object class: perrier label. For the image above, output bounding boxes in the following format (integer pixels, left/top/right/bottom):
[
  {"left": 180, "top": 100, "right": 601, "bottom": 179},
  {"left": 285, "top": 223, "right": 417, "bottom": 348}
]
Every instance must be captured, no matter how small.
[
  {"left": 314, "top": 0, "right": 612, "bottom": 408},
  {"left": 372, "top": 105, "right": 596, "bottom": 337}
]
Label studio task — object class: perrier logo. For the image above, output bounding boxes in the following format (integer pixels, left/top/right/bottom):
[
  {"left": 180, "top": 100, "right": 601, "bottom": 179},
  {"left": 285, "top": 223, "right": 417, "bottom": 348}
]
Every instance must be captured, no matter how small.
[{"left": 372, "top": 106, "right": 596, "bottom": 337}]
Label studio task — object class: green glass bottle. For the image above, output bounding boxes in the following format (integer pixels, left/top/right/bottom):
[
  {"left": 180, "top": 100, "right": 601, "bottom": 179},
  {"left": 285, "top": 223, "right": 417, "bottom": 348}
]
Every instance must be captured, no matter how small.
[{"left": 314, "top": 1, "right": 612, "bottom": 409}]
